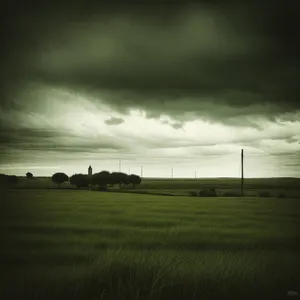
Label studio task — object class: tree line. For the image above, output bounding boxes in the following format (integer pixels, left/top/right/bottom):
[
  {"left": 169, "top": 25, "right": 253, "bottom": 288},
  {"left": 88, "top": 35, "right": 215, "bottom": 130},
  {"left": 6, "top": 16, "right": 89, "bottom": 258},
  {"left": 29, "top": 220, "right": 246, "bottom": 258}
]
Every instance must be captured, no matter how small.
[
  {"left": 0, "top": 174, "right": 18, "bottom": 185},
  {"left": 52, "top": 171, "right": 142, "bottom": 189},
  {"left": 0, "top": 171, "right": 142, "bottom": 190}
]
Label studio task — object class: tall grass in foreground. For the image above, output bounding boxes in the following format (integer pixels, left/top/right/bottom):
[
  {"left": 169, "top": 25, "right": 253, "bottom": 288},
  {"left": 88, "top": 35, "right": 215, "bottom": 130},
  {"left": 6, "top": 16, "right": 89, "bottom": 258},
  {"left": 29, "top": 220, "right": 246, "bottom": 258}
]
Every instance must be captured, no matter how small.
[{"left": 1, "top": 190, "right": 300, "bottom": 300}]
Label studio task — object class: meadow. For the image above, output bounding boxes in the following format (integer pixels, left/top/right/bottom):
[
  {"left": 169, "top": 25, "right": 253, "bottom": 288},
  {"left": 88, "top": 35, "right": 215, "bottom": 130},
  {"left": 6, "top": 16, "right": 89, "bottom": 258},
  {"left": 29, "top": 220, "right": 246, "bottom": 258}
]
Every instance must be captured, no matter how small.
[
  {"left": 14, "top": 176, "right": 300, "bottom": 198},
  {"left": 1, "top": 188, "right": 300, "bottom": 300}
]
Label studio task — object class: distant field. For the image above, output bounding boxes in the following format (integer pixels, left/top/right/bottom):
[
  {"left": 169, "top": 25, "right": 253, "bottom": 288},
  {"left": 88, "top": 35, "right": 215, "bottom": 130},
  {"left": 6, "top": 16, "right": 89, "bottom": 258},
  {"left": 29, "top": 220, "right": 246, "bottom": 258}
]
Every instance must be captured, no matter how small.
[
  {"left": 15, "top": 176, "right": 300, "bottom": 198},
  {"left": 1, "top": 190, "right": 300, "bottom": 300}
]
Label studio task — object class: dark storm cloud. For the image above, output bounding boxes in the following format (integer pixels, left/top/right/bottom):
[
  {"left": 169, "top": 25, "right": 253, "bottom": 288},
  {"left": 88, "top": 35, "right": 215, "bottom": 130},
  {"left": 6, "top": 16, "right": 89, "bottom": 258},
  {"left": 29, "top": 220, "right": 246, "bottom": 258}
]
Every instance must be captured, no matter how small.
[
  {"left": 0, "top": 126, "right": 127, "bottom": 154},
  {"left": 104, "top": 117, "right": 125, "bottom": 126},
  {"left": 1, "top": 0, "right": 299, "bottom": 125}
]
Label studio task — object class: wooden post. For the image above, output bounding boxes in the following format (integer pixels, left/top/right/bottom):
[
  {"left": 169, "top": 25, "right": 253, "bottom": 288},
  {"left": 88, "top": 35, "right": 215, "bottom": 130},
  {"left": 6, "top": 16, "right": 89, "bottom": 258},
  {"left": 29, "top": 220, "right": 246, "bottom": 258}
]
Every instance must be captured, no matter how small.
[{"left": 241, "top": 149, "right": 244, "bottom": 196}]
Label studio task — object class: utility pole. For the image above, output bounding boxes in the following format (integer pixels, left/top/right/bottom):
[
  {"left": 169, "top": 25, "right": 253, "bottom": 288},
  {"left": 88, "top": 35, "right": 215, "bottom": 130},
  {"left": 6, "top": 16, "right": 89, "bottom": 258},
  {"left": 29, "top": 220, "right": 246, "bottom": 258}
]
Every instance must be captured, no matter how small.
[{"left": 241, "top": 149, "right": 244, "bottom": 196}]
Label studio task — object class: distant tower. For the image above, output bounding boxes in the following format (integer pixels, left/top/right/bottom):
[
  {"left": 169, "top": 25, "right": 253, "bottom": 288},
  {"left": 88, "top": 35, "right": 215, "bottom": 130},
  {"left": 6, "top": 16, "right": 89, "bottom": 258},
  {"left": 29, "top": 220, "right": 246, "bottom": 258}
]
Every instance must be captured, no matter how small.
[{"left": 88, "top": 165, "right": 92, "bottom": 177}]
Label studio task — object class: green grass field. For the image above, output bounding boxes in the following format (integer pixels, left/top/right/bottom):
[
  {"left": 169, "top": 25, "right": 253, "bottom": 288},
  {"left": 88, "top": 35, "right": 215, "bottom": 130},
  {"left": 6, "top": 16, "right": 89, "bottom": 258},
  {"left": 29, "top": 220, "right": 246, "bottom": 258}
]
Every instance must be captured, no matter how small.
[
  {"left": 13, "top": 176, "right": 300, "bottom": 198},
  {"left": 1, "top": 189, "right": 299, "bottom": 300}
]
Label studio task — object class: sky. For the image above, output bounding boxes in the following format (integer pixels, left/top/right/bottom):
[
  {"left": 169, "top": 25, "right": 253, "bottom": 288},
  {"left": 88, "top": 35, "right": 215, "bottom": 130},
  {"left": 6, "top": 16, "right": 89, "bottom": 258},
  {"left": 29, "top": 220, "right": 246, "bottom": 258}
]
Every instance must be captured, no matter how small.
[{"left": 0, "top": 0, "right": 299, "bottom": 178}]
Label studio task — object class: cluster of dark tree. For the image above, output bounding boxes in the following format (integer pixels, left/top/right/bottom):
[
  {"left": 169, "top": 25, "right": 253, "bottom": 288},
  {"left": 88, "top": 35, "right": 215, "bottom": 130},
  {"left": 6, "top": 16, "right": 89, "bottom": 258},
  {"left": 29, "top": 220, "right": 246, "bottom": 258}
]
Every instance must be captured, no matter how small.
[
  {"left": 26, "top": 172, "right": 33, "bottom": 179},
  {"left": 0, "top": 174, "right": 18, "bottom": 186},
  {"left": 51, "top": 171, "right": 142, "bottom": 189}
]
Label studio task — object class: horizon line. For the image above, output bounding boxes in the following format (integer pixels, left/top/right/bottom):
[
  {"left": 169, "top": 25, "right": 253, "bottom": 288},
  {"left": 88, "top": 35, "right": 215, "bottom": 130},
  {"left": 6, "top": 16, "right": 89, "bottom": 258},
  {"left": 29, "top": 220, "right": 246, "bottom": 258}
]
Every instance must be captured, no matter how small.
[{"left": 14, "top": 175, "right": 300, "bottom": 180}]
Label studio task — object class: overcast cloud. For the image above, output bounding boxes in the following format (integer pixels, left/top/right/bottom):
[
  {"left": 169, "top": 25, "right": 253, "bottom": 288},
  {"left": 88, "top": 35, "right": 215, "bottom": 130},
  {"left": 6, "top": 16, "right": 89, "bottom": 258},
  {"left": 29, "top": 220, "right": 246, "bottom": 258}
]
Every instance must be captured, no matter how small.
[
  {"left": 105, "top": 117, "right": 125, "bottom": 126},
  {"left": 0, "top": 1, "right": 299, "bottom": 177}
]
